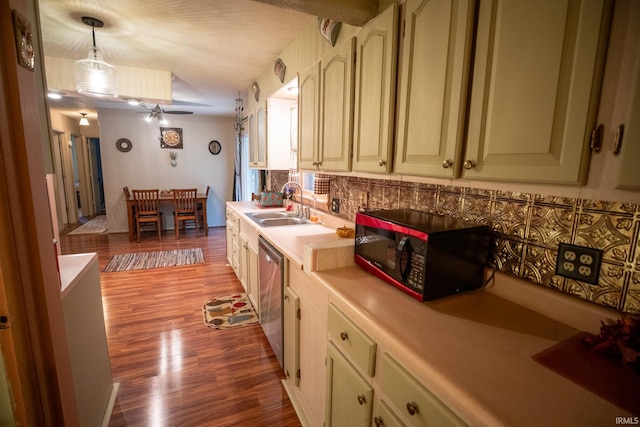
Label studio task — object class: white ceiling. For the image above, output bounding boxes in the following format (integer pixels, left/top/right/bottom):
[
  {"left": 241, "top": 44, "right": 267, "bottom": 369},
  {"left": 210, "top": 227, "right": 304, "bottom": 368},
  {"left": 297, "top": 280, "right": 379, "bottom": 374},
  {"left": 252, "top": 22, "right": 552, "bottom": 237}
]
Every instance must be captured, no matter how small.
[{"left": 39, "top": 0, "right": 315, "bottom": 119}]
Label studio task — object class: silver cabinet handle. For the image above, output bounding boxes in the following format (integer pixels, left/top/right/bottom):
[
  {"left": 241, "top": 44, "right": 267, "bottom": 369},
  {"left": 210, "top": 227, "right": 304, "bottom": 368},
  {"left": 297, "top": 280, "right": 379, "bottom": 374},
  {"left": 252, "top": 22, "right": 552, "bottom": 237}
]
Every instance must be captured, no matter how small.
[
  {"left": 442, "top": 159, "right": 452, "bottom": 168},
  {"left": 378, "top": 159, "right": 386, "bottom": 167},
  {"left": 357, "top": 394, "right": 366, "bottom": 405},
  {"left": 463, "top": 160, "right": 476, "bottom": 170},
  {"left": 374, "top": 416, "right": 384, "bottom": 427},
  {"left": 340, "top": 331, "right": 349, "bottom": 341}
]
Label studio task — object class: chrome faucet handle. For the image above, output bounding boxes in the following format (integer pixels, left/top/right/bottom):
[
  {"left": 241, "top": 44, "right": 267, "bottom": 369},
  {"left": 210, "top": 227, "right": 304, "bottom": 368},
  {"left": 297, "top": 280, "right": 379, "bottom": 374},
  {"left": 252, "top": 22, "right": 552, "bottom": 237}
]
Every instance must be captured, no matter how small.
[{"left": 303, "top": 206, "right": 311, "bottom": 219}]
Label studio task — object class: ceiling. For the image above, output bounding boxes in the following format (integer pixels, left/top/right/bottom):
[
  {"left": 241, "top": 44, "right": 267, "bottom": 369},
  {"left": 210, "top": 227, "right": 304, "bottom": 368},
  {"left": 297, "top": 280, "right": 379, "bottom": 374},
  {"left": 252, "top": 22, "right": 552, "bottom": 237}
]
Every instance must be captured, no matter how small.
[{"left": 39, "top": 0, "right": 316, "bottom": 120}]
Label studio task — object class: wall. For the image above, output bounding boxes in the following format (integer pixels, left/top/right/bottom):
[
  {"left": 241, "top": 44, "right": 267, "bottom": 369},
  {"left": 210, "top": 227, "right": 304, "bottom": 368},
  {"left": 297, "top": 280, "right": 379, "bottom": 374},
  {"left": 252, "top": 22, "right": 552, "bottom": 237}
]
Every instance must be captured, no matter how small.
[{"left": 97, "top": 109, "right": 235, "bottom": 232}]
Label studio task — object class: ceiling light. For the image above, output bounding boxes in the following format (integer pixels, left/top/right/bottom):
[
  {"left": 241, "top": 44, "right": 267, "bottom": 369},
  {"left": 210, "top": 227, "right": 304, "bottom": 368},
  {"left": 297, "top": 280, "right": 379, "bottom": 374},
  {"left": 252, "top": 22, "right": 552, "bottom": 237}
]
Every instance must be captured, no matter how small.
[
  {"left": 79, "top": 113, "right": 90, "bottom": 126},
  {"left": 126, "top": 98, "right": 142, "bottom": 105},
  {"left": 287, "top": 85, "right": 298, "bottom": 95},
  {"left": 74, "top": 16, "right": 117, "bottom": 98},
  {"left": 47, "top": 90, "right": 65, "bottom": 99}
]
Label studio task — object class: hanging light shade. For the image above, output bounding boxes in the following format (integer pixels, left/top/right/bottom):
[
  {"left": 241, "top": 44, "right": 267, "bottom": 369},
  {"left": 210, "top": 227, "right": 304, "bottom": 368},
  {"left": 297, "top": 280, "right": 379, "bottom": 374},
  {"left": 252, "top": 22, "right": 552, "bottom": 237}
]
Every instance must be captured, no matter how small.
[
  {"left": 79, "top": 113, "right": 90, "bottom": 126},
  {"left": 74, "top": 17, "right": 117, "bottom": 98}
]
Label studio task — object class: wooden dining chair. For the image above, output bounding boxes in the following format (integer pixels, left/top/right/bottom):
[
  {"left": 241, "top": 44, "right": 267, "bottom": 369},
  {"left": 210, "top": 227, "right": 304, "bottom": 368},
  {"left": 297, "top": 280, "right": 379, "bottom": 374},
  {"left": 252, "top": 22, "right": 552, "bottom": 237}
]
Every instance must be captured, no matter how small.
[
  {"left": 196, "top": 185, "right": 210, "bottom": 232},
  {"left": 173, "top": 189, "right": 199, "bottom": 239},
  {"left": 132, "top": 189, "right": 162, "bottom": 242}
]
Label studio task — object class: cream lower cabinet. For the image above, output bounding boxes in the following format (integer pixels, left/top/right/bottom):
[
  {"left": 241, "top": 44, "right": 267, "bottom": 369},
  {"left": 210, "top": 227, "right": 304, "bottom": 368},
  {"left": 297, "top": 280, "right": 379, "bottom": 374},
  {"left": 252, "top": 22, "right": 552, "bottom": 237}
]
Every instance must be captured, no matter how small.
[
  {"left": 239, "top": 234, "right": 249, "bottom": 292},
  {"left": 225, "top": 208, "right": 239, "bottom": 273},
  {"left": 284, "top": 286, "right": 300, "bottom": 386},
  {"left": 298, "top": 38, "right": 355, "bottom": 172},
  {"left": 246, "top": 241, "right": 259, "bottom": 315},
  {"left": 284, "top": 266, "right": 330, "bottom": 427},
  {"left": 326, "top": 342, "right": 374, "bottom": 427},
  {"left": 352, "top": 3, "right": 398, "bottom": 173},
  {"left": 378, "top": 353, "right": 465, "bottom": 427},
  {"left": 394, "top": 0, "right": 475, "bottom": 178}
]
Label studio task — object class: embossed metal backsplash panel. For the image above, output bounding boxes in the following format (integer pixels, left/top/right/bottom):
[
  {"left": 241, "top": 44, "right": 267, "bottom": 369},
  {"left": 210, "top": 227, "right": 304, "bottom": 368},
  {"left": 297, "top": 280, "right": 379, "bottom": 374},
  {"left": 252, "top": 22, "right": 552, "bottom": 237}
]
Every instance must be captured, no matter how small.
[{"left": 329, "top": 176, "right": 640, "bottom": 314}]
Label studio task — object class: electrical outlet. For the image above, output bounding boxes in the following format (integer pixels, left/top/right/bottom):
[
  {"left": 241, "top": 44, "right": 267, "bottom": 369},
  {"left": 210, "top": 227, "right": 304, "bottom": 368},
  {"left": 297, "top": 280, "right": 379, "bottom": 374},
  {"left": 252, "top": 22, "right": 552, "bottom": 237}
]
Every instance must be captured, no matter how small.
[
  {"left": 331, "top": 198, "right": 340, "bottom": 214},
  {"left": 555, "top": 243, "right": 603, "bottom": 285},
  {"left": 358, "top": 191, "right": 368, "bottom": 208}
]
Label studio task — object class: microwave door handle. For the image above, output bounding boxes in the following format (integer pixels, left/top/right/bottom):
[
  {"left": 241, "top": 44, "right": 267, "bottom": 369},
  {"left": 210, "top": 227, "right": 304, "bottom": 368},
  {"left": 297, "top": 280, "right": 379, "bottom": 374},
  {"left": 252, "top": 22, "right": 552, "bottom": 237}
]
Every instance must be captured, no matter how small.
[{"left": 396, "top": 236, "right": 412, "bottom": 282}]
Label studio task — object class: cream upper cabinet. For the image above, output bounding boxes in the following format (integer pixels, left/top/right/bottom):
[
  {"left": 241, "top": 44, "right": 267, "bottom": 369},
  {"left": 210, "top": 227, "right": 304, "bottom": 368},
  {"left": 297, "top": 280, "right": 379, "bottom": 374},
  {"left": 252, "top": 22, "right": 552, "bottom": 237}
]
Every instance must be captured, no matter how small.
[
  {"left": 463, "top": 0, "right": 612, "bottom": 183},
  {"left": 298, "top": 62, "right": 321, "bottom": 170},
  {"left": 247, "top": 110, "right": 257, "bottom": 166},
  {"left": 250, "top": 101, "right": 267, "bottom": 168},
  {"left": 299, "top": 39, "right": 356, "bottom": 172},
  {"left": 320, "top": 38, "right": 356, "bottom": 172},
  {"left": 394, "top": 0, "right": 475, "bottom": 178},
  {"left": 352, "top": 4, "right": 399, "bottom": 173}
]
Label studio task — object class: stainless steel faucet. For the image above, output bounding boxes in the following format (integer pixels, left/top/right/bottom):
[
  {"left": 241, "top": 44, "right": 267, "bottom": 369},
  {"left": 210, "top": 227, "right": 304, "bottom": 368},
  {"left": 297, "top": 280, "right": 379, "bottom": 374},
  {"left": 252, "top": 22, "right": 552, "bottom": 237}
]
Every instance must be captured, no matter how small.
[{"left": 280, "top": 181, "right": 308, "bottom": 218}]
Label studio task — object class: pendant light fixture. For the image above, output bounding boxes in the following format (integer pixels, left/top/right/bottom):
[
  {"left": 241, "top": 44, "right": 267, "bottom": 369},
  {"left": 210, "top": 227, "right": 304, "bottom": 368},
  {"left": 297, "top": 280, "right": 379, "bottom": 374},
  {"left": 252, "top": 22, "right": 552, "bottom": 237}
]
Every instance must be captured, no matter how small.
[
  {"left": 79, "top": 113, "right": 90, "bottom": 126},
  {"left": 74, "top": 16, "right": 117, "bottom": 98}
]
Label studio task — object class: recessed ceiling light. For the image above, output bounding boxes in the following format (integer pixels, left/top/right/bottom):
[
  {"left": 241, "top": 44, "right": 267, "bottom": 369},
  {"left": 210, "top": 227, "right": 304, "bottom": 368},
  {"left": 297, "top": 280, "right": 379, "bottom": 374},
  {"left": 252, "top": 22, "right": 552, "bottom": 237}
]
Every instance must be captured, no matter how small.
[
  {"left": 126, "top": 98, "right": 142, "bottom": 105},
  {"left": 47, "top": 90, "right": 66, "bottom": 99}
]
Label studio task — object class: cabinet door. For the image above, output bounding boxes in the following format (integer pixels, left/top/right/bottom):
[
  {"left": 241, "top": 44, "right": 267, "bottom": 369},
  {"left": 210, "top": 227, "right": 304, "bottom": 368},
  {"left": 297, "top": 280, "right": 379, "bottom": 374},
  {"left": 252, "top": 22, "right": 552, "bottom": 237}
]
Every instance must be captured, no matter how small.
[
  {"left": 616, "top": 17, "right": 640, "bottom": 190},
  {"left": 394, "top": 0, "right": 475, "bottom": 178},
  {"left": 239, "top": 234, "right": 249, "bottom": 292},
  {"left": 247, "top": 242, "right": 259, "bottom": 315},
  {"left": 298, "top": 63, "right": 321, "bottom": 170},
  {"left": 248, "top": 110, "right": 258, "bottom": 166},
  {"left": 254, "top": 101, "right": 267, "bottom": 168},
  {"left": 353, "top": 4, "right": 398, "bottom": 173},
  {"left": 374, "top": 399, "right": 406, "bottom": 427},
  {"left": 225, "top": 220, "right": 233, "bottom": 266},
  {"left": 464, "top": 0, "right": 611, "bottom": 183},
  {"left": 325, "top": 342, "right": 373, "bottom": 427},
  {"left": 319, "top": 38, "right": 356, "bottom": 171},
  {"left": 283, "top": 286, "right": 300, "bottom": 386}
]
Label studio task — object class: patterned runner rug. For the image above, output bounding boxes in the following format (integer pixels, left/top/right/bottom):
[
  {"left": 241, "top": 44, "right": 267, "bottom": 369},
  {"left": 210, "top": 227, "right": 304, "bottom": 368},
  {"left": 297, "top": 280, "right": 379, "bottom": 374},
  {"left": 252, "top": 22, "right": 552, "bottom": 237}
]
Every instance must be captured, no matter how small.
[
  {"left": 68, "top": 215, "right": 107, "bottom": 235},
  {"left": 104, "top": 248, "right": 205, "bottom": 272},
  {"left": 203, "top": 293, "right": 259, "bottom": 329}
]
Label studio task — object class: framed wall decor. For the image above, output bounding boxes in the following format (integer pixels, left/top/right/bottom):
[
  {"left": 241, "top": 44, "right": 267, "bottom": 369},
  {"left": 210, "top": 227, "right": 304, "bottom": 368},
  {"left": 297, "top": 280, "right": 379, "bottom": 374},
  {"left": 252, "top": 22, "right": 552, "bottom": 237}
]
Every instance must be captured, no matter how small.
[
  {"left": 12, "top": 10, "right": 35, "bottom": 71},
  {"left": 160, "top": 127, "right": 183, "bottom": 149},
  {"left": 274, "top": 58, "right": 286, "bottom": 83},
  {"left": 208, "top": 140, "right": 221, "bottom": 155}
]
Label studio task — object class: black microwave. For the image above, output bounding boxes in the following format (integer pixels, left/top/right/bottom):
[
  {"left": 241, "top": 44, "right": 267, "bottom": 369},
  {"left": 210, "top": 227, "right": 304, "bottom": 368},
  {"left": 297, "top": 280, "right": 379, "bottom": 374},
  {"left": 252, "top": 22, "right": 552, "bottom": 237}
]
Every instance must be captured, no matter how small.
[{"left": 354, "top": 209, "right": 490, "bottom": 301}]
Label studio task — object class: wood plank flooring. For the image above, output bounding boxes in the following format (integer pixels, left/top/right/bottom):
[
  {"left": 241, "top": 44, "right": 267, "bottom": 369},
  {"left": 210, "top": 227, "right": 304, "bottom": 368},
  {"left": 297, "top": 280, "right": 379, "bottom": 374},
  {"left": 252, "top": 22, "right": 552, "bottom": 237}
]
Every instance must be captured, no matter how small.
[{"left": 59, "top": 224, "right": 301, "bottom": 427}]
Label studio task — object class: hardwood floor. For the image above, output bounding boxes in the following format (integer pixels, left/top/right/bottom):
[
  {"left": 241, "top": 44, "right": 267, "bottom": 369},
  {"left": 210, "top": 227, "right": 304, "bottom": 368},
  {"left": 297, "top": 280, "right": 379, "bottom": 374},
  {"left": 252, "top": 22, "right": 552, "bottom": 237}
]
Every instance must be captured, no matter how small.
[{"left": 59, "top": 225, "right": 301, "bottom": 427}]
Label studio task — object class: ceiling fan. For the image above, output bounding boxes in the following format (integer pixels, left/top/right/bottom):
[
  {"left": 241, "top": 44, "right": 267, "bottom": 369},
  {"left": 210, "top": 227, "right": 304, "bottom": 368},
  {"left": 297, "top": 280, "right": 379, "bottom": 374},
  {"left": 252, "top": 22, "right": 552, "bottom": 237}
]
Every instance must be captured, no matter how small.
[{"left": 140, "top": 104, "right": 193, "bottom": 125}]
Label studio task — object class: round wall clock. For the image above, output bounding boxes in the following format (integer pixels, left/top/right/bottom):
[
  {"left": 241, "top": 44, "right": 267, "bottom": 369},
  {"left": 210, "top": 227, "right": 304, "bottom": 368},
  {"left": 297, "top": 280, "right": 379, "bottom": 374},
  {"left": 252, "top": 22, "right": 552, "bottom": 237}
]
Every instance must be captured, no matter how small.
[
  {"left": 209, "top": 140, "right": 222, "bottom": 155},
  {"left": 116, "top": 138, "right": 132, "bottom": 152}
]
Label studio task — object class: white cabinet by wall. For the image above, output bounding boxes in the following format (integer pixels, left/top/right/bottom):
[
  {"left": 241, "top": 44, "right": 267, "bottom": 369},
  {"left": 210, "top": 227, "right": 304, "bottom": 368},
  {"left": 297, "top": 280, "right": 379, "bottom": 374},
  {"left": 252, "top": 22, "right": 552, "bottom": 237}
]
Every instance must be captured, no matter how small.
[
  {"left": 246, "top": 241, "right": 259, "bottom": 314},
  {"left": 394, "top": 0, "right": 475, "bottom": 178},
  {"left": 463, "top": 0, "right": 611, "bottom": 183},
  {"left": 239, "top": 233, "right": 249, "bottom": 292},
  {"left": 225, "top": 208, "right": 240, "bottom": 276},
  {"left": 298, "top": 38, "right": 356, "bottom": 172},
  {"left": 267, "top": 97, "right": 297, "bottom": 170},
  {"left": 352, "top": 3, "right": 399, "bottom": 173}
]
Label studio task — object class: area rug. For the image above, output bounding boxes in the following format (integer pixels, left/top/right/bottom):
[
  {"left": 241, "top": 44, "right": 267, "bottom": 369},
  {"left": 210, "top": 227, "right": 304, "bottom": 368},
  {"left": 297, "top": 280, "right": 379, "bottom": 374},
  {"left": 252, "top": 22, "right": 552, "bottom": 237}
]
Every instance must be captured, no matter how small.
[
  {"left": 203, "top": 293, "right": 259, "bottom": 329},
  {"left": 103, "top": 248, "right": 205, "bottom": 272},
  {"left": 68, "top": 215, "right": 107, "bottom": 235}
]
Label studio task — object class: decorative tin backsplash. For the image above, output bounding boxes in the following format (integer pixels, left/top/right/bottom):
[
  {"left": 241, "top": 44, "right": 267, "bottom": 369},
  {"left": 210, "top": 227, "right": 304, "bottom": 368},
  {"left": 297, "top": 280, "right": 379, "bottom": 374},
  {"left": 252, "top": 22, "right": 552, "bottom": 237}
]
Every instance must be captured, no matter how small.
[{"left": 328, "top": 176, "right": 640, "bottom": 315}]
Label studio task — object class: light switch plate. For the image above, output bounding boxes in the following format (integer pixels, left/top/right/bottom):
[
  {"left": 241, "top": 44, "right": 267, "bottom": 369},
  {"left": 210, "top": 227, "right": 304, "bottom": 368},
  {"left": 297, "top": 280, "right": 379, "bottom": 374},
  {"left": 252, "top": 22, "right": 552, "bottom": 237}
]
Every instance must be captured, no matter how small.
[
  {"left": 331, "top": 198, "right": 340, "bottom": 214},
  {"left": 555, "top": 243, "right": 603, "bottom": 285}
]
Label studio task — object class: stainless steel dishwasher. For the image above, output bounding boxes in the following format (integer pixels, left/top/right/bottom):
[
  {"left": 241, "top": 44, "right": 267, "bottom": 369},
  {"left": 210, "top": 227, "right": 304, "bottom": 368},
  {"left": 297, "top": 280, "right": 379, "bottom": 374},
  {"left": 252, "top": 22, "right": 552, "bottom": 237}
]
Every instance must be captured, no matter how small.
[{"left": 258, "top": 237, "right": 284, "bottom": 368}]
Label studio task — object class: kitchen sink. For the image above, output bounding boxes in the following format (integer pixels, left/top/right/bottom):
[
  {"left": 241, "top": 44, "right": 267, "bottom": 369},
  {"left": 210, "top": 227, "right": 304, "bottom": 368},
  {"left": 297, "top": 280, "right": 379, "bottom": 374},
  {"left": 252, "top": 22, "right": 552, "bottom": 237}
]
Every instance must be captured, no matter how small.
[{"left": 245, "top": 212, "right": 313, "bottom": 227}]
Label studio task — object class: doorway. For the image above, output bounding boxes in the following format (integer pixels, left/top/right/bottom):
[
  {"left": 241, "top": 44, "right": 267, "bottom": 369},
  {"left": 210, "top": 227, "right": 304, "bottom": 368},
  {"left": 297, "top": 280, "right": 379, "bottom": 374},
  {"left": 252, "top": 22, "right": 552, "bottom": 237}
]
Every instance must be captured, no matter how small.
[{"left": 86, "top": 138, "right": 105, "bottom": 214}]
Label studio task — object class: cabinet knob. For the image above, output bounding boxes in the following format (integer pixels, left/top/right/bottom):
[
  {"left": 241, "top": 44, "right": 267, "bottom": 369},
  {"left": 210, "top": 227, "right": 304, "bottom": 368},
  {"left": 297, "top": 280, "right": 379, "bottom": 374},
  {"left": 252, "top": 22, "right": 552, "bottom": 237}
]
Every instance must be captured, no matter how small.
[
  {"left": 378, "top": 159, "right": 386, "bottom": 167},
  {"left": 374, "top": 416, "right": 384, "bottom": 427},
  {"left": 442, "top": 159, "right": 453, "bottom": 168},
  {"left": 340, "top": 331, "right": 349, "bottom": 341},
  {"left": 463, "top": 160, "right": 476, "bottom": 170},
  {"left": 357, "top": 394, "right": 366, "bottom": 405},
  {"left": 406, "top": 402, "right": 419, "bottom": 416}
]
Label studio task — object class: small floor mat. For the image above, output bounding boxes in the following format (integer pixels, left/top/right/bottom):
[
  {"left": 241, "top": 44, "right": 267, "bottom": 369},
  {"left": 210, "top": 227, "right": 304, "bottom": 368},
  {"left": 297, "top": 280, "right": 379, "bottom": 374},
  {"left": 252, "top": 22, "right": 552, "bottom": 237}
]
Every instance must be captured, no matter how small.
[{"left": 203, "top": 293, "right": 259, "bottom": 329}]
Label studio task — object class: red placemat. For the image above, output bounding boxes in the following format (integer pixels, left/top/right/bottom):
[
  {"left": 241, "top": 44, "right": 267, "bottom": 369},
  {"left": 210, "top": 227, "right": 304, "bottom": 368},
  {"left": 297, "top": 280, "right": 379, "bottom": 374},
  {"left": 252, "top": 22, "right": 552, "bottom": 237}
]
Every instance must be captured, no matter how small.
[{"left": 533, "top": 332, "right": 640, "bottom": 415}]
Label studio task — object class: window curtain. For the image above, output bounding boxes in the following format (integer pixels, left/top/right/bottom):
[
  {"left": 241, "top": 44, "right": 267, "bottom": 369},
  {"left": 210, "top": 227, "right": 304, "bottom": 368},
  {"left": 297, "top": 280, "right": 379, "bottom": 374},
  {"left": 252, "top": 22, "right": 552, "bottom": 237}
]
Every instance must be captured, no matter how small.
[{"left": 233, "top": 96, "right": 245, "bottom": 201}]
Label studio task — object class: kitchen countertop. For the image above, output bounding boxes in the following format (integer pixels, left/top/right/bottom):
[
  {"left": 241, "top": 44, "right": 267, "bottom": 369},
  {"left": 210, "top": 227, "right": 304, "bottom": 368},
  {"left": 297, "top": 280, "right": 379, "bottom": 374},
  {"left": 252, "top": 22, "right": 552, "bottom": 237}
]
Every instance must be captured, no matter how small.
[
  {"left": 226, "top": 201, "right": 632, "bottom": 426},
  {"left": 227, "top": 201, "right": 352, "bottom": 269}
]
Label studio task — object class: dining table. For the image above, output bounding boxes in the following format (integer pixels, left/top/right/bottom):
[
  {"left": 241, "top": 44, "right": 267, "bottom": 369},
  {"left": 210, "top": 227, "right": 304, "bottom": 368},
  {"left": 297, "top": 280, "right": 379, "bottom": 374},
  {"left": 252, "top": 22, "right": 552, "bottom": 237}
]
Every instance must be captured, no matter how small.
[{"left": 126, "top": 192, "right": 208, "bottom": 241}]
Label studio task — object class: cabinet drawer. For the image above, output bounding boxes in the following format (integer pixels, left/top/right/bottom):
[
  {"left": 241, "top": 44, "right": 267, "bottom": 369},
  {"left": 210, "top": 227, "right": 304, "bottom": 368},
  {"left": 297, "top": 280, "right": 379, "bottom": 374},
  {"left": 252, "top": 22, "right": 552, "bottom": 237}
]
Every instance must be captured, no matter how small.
[
  {"left": 328, "top": 303, "right": 376, "bottom": 376},
  {"left": 380, "top": 353, "right": 465, "bottom": 427},
  {"left": 225, "top": 209, "right": 240, "bottom": 230},
  {"left": 374, "top": 399, "right": 406, "bottom": 427}
]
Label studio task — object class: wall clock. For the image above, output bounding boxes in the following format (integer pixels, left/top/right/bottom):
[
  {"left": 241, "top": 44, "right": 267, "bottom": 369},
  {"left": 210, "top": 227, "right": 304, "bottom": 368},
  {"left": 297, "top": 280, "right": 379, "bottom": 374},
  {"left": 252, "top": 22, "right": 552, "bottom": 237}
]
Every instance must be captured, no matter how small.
[
  {"left": 116, "top": 138, "right": 132, "bottom": 152},
  {"left": 209, "top": 140, "right": 221, "bottom": 155}
]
